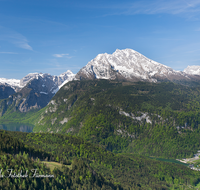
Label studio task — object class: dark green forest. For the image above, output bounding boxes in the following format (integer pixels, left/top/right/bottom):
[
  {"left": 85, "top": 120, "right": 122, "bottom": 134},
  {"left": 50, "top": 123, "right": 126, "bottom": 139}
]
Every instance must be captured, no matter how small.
[
  {"left": 1, "top": 130, "right": 200, "bottom": 189},
  {"left": 0, "top": 130, "right": 120, "bottom": 190}
]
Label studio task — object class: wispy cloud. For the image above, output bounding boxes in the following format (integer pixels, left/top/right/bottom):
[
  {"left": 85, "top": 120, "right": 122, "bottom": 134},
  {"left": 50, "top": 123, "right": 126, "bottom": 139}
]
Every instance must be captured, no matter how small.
[
  {"left": 103, "top": 0, "right": 200, "bottom": 18},
  {"left": 8, "top": 33, "right": 33, "bottom": 50},
  {"left": 53, "top": 53, "right": 72, "bottom": 58},
  {"left": 132, "top": 0, "right": 200, "bottom": 15},
  {"left": 0, "top": 26, "right": 33, "bottom": 50},
  {"left": 0, "top": 52, "right": 18, "bottom": 54}
]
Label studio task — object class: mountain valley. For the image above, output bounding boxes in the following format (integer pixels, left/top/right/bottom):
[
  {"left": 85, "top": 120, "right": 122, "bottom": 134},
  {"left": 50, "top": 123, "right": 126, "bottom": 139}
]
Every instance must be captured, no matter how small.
[{"left": 2, "top": 49, "right": 200, "bottom": 189}]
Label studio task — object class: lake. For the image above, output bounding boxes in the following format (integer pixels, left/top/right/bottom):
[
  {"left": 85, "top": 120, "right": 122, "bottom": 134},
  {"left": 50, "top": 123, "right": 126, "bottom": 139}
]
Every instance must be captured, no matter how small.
[
  {"left": 149, "top": 157, "right": 189, "bottom": 166},
  {"left": 0, "top": 123, "right": 34, "bottom": 132}
]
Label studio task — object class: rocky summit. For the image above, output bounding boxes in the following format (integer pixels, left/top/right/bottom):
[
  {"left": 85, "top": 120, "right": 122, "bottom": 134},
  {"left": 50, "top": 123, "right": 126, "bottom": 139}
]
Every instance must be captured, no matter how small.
[{"left": 75, "top": 48, "right": 200, "bottom": 83}]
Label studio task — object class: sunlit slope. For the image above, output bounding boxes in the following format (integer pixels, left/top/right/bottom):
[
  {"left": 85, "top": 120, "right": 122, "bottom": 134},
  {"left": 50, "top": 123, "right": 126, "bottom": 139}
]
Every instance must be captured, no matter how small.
[
  {"left": 4, "top": 130, "right": 200, "bottom": 189},
  {"left": 34, "top": 80, "right": 200, "bottom": 158},
  {"left": 0, "top": 130, "right": 118, "bottom": 190}
]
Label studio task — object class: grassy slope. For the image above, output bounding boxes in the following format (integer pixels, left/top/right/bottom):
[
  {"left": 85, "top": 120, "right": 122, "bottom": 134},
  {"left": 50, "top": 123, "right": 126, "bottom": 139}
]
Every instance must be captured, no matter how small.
[
  {"left": 0, "top": 108, "right": 44, "bottom": 125},
  {"left": 41, "top": 161, "right": 72, "bottom": 171}
]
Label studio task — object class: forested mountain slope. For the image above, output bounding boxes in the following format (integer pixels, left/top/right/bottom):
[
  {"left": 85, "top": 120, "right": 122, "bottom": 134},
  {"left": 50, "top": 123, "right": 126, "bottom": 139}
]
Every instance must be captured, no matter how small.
[
  {"left": 0, "top": 130, "right": 118, "bottom": 190},
  {"left": 34, "top": 80, "right": 200, "bottom": 158},
  {"left": 2, "top": 130, "right": 200, "bottom": 189}
]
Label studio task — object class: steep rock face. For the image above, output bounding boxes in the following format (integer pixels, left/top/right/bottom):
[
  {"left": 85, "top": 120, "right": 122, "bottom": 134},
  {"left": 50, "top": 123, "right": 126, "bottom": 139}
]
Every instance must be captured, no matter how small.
[
  {"left": 75, "top": 49, "right": 190, "bottom": 82},
  {"left": 54, "top": 70, "right": 75, "bottom": 86},
  {"left": 0, "top": 70, "right": 75, "bottom": 101},
  {"left": 0, "top": 85, "right": 15, "bottom": 99},
  {"left": 0, "top": 70, "right": 75, "bottom": 114},
  {"left": 57, "top": 70, "right": 76, "bottom": 88},
  {"left": 19, "top": 70, "right": 75, "bottom": 94},
  {"left": 17, "top": 76, "right": 58, "bottom": 112},
  {"left": 0, "top": 78, "right": 55, "bottom": 114},
  {"left": 20, "top": 71, "right": 75, "bottom": 89}
]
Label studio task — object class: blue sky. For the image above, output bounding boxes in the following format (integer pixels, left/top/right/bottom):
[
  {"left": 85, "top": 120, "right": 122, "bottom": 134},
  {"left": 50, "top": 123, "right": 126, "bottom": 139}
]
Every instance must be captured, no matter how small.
[{"left": 1, "top": 0, "right": 200, "bottom": 79}]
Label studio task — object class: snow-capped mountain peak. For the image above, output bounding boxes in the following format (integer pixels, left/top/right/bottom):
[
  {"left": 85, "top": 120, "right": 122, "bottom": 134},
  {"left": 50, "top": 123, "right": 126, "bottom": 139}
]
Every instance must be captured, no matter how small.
[
  {"left": 57, "top": 70, "right": 75, "bottom": 84},
  {"left": 0, "top": 70, "right": 75, "bottom": 113},
  {"left": 0, "top": 70, "right": 75, "bottom": 95},
  {"left": 59, "top": 70, "right": 74, "bottom": 77},
  {"left": 19, "top": 72, "right": 54, "bottom": 87},
  {"left": 20, "top": 71, "right": 75, "bottom": 94},
  {"left": 183, "top": 65, "right": 200, "bottom": 75},
  {"left": 0, "top": 78, "right": 20, "bottom": 87},
  {"left": 20, "top": 71, "right": 75, "bottom": 86},
  {"left": 75, "top": 48, "right": 186, "bottom": 82}
]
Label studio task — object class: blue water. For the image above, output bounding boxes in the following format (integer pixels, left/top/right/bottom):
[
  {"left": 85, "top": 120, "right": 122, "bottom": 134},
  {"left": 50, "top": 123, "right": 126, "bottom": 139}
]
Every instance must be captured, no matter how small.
[{"left": 0, "top": 123, "right": 34, "bottom": 132}]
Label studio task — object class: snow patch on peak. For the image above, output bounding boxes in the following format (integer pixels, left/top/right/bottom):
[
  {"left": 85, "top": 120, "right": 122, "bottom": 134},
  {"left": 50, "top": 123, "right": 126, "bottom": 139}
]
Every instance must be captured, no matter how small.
[
  {"left": 20, "top": 70, "right": 75, "bottom": 90},
  {"left": 0, "top": 78, "right": 21, "bottom": 87},
  {"left": 57, "top": 70, "right": 75, "bottom": 89},
  {"left": 0, "top": 70, "right": 75, "bottom": 96},
  {"left": 184, "top": 65, "right": 200, "bottom": 75},
  {"left": 40, "top": 91, "right": 48, "bottom": 95},
  {"left": 77, "top": 48, "right": 179, "bottom": 82},
  {"left": 114, "top": 48, "right": 136, "bottom": 55},
  {"left": 59, "top": 70, "right": 74, "bottom": 77},
  {"left": 20, "top": 73, "right": 47, "bottom": 86}
]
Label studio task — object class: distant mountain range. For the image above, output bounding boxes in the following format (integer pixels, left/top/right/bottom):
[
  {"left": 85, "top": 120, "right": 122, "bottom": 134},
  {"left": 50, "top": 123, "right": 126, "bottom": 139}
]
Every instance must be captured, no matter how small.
[
  {"left": 0, "top": 70, "right": 75, "bottom": 114},
  {"left": 1, "top": 48, "right": 200, "bottom": 93},
  {"left": 0, "top": 70, "right": 75, "bottom": 92},
  {"left": 1, "top": 48, "right": 200, "bottom": 114}
]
